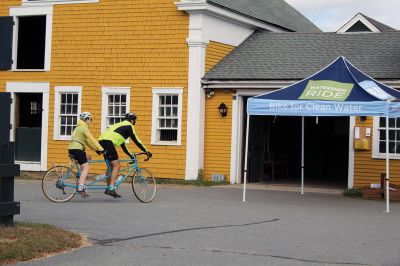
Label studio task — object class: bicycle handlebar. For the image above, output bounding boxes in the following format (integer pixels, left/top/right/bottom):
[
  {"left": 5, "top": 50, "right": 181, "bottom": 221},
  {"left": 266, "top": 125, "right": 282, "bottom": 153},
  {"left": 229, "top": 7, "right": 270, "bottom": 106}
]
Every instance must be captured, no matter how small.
[{"left": 129, "top": 152, "right": 151, "bottom": 164}]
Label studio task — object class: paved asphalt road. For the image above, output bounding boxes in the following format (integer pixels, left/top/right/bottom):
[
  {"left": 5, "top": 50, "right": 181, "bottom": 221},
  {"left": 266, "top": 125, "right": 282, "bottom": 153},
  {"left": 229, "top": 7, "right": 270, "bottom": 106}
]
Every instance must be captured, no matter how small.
[{"left": 10, "top": 180, "right": 400, "bottom": 266}]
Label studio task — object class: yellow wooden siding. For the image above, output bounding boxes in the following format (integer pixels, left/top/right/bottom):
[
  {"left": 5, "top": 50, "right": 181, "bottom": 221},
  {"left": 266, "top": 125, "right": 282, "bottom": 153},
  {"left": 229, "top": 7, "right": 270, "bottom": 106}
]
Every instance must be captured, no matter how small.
[
  {"left": 202, "top": 41, "right": 235, "bottom": 181},
  {"left": 204, "top": 90, "right": 232, "bottom": 181},
  {"left": 205, "top": 41, "right": 235, "bottom": 73},
  {"left": 0, "top": 0, "right": 189, "bottom": 179},
  {"left": 354, "top": 116, "right": 400, "bottom": 187}
]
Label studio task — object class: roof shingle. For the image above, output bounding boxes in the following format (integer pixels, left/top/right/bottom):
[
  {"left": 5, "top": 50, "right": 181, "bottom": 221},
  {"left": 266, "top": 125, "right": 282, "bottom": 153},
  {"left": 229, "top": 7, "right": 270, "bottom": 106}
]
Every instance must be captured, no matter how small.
[
  {"left": 204, "top": 31, "right": 400, "bottom": 80},
  {"left": 207, "top": 0, "right": 321, "bottom": 33}
]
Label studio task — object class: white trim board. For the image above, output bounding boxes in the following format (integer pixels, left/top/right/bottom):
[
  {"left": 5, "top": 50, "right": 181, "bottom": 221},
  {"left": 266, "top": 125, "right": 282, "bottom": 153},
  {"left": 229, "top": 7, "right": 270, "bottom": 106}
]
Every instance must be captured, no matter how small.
[
  {"left": 348, "top": 116, "right": 355, "bottom": 188},
  {"left": 337, "top": 13, "right": 380, "bottom": 33},
  {"left": 22, "top": 0, "right": 99, "bottom": 6},
  {"left": 6, "top": 81, "right": 50, "bottom": 171}
]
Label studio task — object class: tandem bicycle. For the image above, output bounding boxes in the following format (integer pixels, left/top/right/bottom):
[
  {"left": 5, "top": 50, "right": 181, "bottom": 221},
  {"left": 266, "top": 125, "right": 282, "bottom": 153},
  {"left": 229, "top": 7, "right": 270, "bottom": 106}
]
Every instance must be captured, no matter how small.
[{"left": 41, "top": 152, "right": 156, "bottom": 203}]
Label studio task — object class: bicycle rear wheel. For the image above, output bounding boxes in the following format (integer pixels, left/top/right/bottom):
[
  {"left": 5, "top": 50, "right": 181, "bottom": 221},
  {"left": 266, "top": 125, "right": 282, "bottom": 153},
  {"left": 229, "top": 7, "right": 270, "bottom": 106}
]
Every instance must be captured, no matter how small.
[
  {"left": 42, "top": 166, "right": 78, "bottom": 203},
  {"left": 132, "top": 168, "right": 156, "bottom": 203}
]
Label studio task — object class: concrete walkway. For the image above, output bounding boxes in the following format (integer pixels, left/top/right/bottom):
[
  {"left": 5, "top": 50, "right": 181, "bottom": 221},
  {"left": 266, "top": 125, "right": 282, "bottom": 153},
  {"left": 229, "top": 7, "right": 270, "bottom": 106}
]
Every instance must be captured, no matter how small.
[{"left": 13, "top": 180, "right": 400, "bottom": 266}]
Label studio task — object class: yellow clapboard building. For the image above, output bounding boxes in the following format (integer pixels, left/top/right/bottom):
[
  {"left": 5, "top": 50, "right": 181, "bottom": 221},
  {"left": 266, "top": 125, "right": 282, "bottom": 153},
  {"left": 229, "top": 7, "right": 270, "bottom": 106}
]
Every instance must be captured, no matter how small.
[
  {"left": 0, "top": 0, "right": 314, "bottom": 181},
  {"left": 2, "top": 0, "right": 397, "bottom": 190}
]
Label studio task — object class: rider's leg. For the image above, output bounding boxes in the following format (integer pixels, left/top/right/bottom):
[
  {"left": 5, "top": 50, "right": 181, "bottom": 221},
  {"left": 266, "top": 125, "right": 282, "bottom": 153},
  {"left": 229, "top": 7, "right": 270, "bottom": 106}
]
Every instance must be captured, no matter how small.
[
  {"left": 77, "top": 162, "right": 89, "bottom": 197},
  {"left": 78, "top": 162, "right": 89, "bottom": 187},
  {"left": 105, "top": 160, "right": 121, "bottom": 198},
  {"left": 109, "top": 160, "right": 120, "bottom": 188}
]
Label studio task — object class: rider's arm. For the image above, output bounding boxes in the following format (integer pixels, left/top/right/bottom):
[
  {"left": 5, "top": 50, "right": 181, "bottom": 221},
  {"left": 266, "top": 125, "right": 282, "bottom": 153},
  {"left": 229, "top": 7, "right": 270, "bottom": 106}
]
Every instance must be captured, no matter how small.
[
  {"left": 120, "top": 143, "right": 133, "bottom": 158},
  {"left": 129, "top": 125, "right": 148, "bottom": 152},
  {"left": 83, "top": 127, "right": 104, "bottom": 152}
]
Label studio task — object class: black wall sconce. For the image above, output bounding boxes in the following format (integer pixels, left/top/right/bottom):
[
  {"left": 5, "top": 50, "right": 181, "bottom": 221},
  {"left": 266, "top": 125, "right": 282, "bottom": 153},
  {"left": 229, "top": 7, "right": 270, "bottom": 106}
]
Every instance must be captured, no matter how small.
[
  {"left": 360, "top": 116, "right": 367, "bottom": 121},
  {"left": 218, "top": 102, "right": 228, "bottom": 117}
]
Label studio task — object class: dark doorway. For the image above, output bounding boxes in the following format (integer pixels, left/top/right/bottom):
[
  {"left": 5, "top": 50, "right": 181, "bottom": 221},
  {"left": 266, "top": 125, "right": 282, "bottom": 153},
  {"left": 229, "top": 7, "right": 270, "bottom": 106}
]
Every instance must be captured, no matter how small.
[
  {"left": 244, "top": 107, "right": 349, "bottom": 188},
  {"left": 15, "top": 93, "right": 42, "bottom": 162},
  {"left": 17, "top": 16, "right": 46, "bottom": 69}
]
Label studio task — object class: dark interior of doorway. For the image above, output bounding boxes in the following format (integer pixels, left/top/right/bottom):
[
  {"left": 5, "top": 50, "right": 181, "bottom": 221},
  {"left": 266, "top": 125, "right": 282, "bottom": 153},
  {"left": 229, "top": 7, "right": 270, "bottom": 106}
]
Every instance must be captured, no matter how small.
[
  {"left": 246, "top": 113, "right": 349, "bottom": 189},
  {"left": 17, "top": 16, "right": 46, "bottom": 69},
  {"left": 15, "top": 93, "right": 42, "bottom": 162}
]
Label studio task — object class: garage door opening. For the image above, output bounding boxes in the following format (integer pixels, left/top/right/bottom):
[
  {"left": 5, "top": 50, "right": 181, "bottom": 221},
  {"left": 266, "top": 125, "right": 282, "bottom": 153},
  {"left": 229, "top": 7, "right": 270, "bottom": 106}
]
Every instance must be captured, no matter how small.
[{"left": 245, "top": 115, "right": 349, "bottom": 189}]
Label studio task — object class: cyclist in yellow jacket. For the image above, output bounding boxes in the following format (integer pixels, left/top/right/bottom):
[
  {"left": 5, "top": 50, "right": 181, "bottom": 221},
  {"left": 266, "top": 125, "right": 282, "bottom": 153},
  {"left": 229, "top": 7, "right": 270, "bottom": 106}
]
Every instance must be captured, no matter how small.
[
  {"left": 99, "top": 112, "right": 152, "bottom": 198},
  {"left": 68, "top": 112, "right": 104, "bottom": 197}
]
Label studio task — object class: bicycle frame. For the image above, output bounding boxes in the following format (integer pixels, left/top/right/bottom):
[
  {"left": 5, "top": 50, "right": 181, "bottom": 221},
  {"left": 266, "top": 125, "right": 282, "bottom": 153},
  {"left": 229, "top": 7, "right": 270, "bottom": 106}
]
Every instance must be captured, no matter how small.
[{"left": 64, "top": 156, "right": 142, "bottom": 191}]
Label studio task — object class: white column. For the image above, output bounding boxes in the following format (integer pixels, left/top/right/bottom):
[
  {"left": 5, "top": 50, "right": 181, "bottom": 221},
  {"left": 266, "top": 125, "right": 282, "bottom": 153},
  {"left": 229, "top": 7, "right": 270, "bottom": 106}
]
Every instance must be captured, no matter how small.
[
  {"left": 185, "top": 40, "right": 208, "bottom": 180},
  {"left": 347, "top": 116, "right": 355, "bottom": 189},
  {"left": 230, "top": 95, "right": 240, "bottom": 184}
]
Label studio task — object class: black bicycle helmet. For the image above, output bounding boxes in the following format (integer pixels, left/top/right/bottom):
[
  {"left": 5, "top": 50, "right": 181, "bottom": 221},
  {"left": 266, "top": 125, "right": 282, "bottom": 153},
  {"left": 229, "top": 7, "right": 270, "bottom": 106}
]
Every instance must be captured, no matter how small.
[{"left": 125, "top": 112, "right": 137, "bottom": 121}]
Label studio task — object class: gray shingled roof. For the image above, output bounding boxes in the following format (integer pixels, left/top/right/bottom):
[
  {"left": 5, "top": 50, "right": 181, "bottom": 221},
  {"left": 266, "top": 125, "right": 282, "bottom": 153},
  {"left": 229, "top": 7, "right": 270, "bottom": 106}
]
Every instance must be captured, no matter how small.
[
  {"left": 362, "top": 14, "right": 396, "bottom": 32},
  {"left": 207, "top": 0, "right": 321, "bottom": 33},
  {"left": 204, "top": 31, "right": 400, "bottom": 81}
]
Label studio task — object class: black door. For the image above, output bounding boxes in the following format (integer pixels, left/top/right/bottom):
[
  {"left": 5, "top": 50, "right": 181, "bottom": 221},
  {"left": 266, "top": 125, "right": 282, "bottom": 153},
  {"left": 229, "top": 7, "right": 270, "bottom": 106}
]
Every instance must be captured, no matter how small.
[{"left": 15, "top": 93, "right": 42, "bottom": 162}]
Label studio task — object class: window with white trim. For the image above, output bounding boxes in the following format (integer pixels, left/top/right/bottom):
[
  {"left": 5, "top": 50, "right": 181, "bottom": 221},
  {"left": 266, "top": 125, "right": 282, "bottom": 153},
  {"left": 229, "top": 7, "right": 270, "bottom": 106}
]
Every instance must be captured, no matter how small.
[
  {"left": 151, "top": 88, "right": 183, "bottom": 145},
  {"left": 372, "top": 117, "right": 400, "bottom": 159},
  {"left": 54, "top": 86, "right": 82, "bottom": 140},
  {"left": 10, "top": 6, "right": 53, "bottom": 71},
  {"left": 101, "top": 87, "right": 130, "bottom": 131}
]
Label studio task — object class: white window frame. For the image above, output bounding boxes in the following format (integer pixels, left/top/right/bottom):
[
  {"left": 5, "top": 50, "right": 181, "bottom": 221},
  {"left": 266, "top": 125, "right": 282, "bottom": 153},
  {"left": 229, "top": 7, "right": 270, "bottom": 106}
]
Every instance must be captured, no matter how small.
[
  {"left": 53, "top": 86, "right": 82, "bottom": 140},
  {"left": 372, "top": 116, "right": 400, "bottom": 159},
  {"left": 101, "top": 87, "right": 131, "bottom": 133},
  {"left": 9, "top": 6, "right": 53, "bottom": 71},
  {"left": 151, "top": 88, "right": 183, "bottom": 146},
  {"left": 22, "top": 0, "right": 99, "bottom": 6}
]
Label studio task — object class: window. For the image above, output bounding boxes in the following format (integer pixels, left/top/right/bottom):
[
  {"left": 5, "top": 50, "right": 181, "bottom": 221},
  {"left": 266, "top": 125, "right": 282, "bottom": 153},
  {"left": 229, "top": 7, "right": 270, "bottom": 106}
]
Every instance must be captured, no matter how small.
[
  {"left": 101, "top": 87, "right": 130, "bottom": 131},
  {"left": 151, "top": 88, "right": 183, "bottom": 145},
  {"left": 372, "top": 117, "right": 400, "bottom": 159},
  {"left": 10, "top": 6, "right": 53, "bottom": 71},
  {"left": 54, "top": 86, "right": 82, "bottom": 140},
  {"left": 30, "top": 101, "right": 39, "bottom": 115}
]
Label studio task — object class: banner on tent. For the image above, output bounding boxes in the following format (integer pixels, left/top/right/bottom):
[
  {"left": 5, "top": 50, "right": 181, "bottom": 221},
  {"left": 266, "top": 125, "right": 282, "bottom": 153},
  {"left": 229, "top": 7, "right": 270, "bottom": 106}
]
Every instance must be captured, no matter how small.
[{"left": 248, "top": 99, "right": 390, "bottom": 117}]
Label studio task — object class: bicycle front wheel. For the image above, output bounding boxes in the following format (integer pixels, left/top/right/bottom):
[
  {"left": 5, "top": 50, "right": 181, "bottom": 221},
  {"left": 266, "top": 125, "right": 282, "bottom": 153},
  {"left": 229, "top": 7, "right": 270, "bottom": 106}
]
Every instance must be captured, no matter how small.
[
  {"left": 132, "top": 168, "right": 156, "bottom": 203},
  {"left": 42, "top": 166, "right": 78, "bottom": 203}
]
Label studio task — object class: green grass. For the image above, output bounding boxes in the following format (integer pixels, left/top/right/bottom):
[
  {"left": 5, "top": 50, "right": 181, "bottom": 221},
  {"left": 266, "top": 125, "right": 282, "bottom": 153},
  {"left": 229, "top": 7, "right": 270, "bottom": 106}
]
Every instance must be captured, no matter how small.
[
  {"left": 0, "top": 222, "right": 83, "bottom": 265},
  {"left": 17, "top": 171, "right": 45, "bottom": 180},
  {"left": 343, "top": 187, "right": 363, "bottom": 198}
]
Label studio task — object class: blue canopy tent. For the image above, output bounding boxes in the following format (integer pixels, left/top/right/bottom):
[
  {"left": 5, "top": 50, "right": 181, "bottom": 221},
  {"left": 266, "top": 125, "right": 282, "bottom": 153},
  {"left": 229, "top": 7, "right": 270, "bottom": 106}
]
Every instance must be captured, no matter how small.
[{"left": 244, "top": 56, "right": 400, "bottom": 212}]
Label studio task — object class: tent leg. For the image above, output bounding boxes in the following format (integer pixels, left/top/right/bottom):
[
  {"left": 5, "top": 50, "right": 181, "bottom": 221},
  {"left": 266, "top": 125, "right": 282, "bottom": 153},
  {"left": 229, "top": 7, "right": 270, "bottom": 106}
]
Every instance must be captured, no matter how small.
[
  {"left": 243, "top": 114, "right": 250, "bottom": 202},
  {"left": 301, "top": 116, "right": 304, "bottom": 195},
  {"left": 386, "top": 115, "right": 390, "bottom": 213}
]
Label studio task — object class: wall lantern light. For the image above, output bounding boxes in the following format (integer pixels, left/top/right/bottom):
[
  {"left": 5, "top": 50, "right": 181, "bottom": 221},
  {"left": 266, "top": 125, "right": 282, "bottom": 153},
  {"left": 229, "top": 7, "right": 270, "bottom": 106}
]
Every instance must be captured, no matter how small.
[{"left": 218, "top": 102, "right": 228, "bottom": 117}]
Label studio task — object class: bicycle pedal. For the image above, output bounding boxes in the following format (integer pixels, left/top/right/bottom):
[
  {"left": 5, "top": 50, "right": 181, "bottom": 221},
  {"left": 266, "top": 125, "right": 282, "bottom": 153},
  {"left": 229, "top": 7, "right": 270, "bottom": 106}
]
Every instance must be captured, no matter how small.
[{"left": 78, "top": 191, "right": 89, "bottom": 198}]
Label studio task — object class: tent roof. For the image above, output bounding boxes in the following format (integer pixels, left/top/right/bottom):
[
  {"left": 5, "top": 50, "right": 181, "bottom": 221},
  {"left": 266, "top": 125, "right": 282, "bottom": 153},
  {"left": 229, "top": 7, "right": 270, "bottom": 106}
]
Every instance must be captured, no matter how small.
[{"left": 248, "top": 57, "right": 400, "bottom": 117}]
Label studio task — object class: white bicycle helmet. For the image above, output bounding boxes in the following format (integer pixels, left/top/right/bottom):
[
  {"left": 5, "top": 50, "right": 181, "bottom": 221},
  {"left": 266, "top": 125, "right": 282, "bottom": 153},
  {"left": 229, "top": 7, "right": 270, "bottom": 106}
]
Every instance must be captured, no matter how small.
[{"left": 79, "top": 112, "right": 92, "bottom": 121}]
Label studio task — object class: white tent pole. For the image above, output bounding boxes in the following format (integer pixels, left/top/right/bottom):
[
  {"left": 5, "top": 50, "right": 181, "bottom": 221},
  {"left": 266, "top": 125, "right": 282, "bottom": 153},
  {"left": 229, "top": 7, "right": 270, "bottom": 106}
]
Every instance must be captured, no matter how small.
[
  {"left": 386, "top": 111, "right": 390, "bottom": 213},
  {"left": 301, "top": 116, "right": 305, "bottom": 195},
  {"left": 243, "top": 114, "right": 250, "bottom": 202}
]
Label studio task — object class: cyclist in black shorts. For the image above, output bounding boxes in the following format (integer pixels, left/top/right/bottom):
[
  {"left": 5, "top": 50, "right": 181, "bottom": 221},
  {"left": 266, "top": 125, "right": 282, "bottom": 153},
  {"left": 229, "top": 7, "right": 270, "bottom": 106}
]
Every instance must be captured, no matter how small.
[
  {"left": 99, "top": 112, "right": 152, "bottom": 198},
  {"left": 68, "top": 112, "right": 104, "bottom": 197}
]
